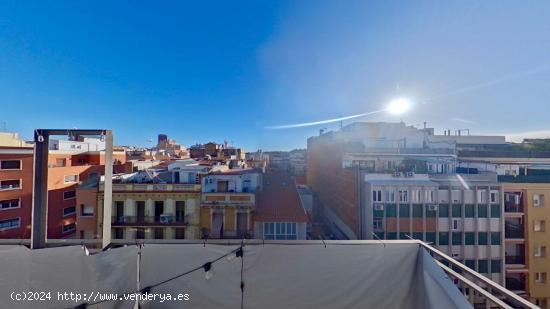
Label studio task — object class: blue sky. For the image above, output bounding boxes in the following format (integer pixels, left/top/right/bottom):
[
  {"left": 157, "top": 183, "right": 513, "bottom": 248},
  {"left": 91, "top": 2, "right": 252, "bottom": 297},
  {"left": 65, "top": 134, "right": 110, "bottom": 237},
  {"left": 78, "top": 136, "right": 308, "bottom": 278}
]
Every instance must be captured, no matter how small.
[{"left": 1, "top": 1, "right": 550, "bottom": 150}]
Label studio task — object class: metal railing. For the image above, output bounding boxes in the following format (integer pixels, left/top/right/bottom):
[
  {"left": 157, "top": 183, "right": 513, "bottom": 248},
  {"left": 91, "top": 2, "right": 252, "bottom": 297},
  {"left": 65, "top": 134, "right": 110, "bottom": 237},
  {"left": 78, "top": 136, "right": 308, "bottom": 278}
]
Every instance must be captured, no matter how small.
[
  {"left": 410, "top": 236, "right": 538, "bottom": 309},
  {"left": 111, "top": 215, "right": 187, "bottom": 225},
  {"left": 504, "top": 202, "right": 524, "bottom": 213},
  {"left": 505, "top": 223, "right": 525, "bottom": 239}
]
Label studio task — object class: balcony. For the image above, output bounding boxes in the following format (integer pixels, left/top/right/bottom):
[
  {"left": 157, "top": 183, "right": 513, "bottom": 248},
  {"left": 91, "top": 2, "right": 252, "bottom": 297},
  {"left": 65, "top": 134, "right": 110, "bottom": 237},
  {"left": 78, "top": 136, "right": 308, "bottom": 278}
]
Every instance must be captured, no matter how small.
[
  {"left": 506, "top": 275, "right": 526, "bottom": 292},
  {"left": 201, "top": 192, "right": 255, "bottom": 207},
  {"left": 505, "top": 222, "right": 524, "bottom": 239},
  {"left": 100, "top": 183, "right": 201, "bottom": 192},
  {"left": 505, "top": 255, "right": 525, "bottom": 265},
  {"left": 504, "top": 202, "right": 523, "bottom": 213},
  {"left": 111, "top": 215, "right": 187, "bottom": 226}
]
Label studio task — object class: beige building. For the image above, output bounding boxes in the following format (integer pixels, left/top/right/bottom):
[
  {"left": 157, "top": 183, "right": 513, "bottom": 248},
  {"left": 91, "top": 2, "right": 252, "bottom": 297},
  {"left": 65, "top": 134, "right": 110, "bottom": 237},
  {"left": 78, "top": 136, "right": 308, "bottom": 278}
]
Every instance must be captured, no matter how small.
[
  {"left": 503, "top": 182, "right": 550, "bottom": 308},
  {"left": 81, "top": 169, "right": 203, "bottom": 241}
]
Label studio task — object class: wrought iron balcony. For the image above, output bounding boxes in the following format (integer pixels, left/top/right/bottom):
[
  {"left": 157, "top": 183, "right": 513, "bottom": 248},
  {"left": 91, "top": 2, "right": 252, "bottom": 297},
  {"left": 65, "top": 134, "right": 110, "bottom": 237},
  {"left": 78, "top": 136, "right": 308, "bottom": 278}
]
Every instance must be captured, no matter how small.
[{"left": 111, "top": 215, "right": 187, "bottom": 226}]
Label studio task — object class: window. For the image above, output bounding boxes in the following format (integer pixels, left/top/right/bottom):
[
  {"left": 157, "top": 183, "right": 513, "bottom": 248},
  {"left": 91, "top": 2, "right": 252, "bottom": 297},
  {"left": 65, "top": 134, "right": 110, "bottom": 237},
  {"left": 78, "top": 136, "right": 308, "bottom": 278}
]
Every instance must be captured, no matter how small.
[
  {"left": 477, "top": 190, "right": 486, "bottom": 203},
  {"left": 62, "top": 222, "right": 76, "bottom": 233},
  {"left": 386, "top": 232, "right": 397, "bottom": 240},
  {"left": 465, "top": 205, "right": 475, "bottom": 218},
  {"left": 399, "top": 204, "right": 409, "bottom": 218},
  {"left": 0, "top": 179, "right": 21, "bottom": 190},
  {"left": 534, "top": 246, "right": 547, "bottom": 258},
  {"left": 535, "top": 272, "right": 547, "bottom": 284},
  {"left": 490, "top": 232, "right": 501, "bottom": 245},
  {"left": 533, "top": 194, "right": 544, "bottom": 207},
  {"left": 56, "top": 158, "right": 66, "bottom": 167},
  {"left": 534, "top": 220, "right": 546, "bottom": 232},
  {"left": 465, "top": 232, "right": 475, "bottom": 245},
  {"left": 412, "top": 232, "right": 423, "bottom": 240},
  {"left": 452, "top": 205, "right": 462, "bottom": 218},
  {"left": 114, "top": 228, "right": 124, "bottom": 239},
  {"left": 491, "top": 260, "right": 501, "bottom": 273},
  {"left": 386, "top": 204, "right": 397, "bottom": 218},
  {"left": 373, "top": 218, "right": 383, "bottom": 230},
  {"left": 0, "top": 160, "right": 21, "bottom": 170},
  {"left": 465, "top": 260, "right": 475, "bottom": 270},
  {"left": 81, "top": 205, "right": 94, "bottom": 216},
  {"left": 490, "top": 191, "right": 499, "bottom": 203},
  {"left": 452, "top": 232, "right": 462, "bottom": 245},
  {"left": 478, "top": 232, "right": 488, "bottom": 245},
  {"left": 372, "top": 190, "right": 382, "bottom": 202},
  {"left": 439, "top": 232, "right": 449, "bottom": 245},
  {"left": 398, "top": 190, "right": 408, "bottom": 202},
  {"left": 175, "top": 228, "right": 185, "bottom": 239},
  {"left": 63, "top": 206, "right": 76, "bottom": 216},
  {"left": 478, "top": 260, "right": 488, "bottom": 273},
  {"left": 425, "top": 190, "right": 434, "bottom": 203},
  {"left": 386, "top": 190, "right": 395, "bottom": 202},
  {"left": 477, "top": 204, "right": 488, "bottom": 218},
  {"left": 63, "top": 190, "right": 76, "bottom": 200},
  {"left": 490, "top": 204, "right": 501, "bottom": 218},
  {"left": 263, "top": 222, "right": 297, "bottom": 240},
  {"left": 0, "top": 199, "right": 20, "bottom": 210},
  {"left": 64, "top": 175, "right": 78, "bottom": 183},
  {"left": 412, "top": 204, "right": 423, "bottom": 218},
  {"left": 439, "top": 205, "right": 449, "bottom": 217},
  {"left": 411, "top": 190, "right": 421, "bottom": 203},
  {"left": 0, "top": 218, "right": 20, "bottom": 230},
  {"left": 154, "top": 228, "right": 164, "bottom": 239},
  {"left": 425, "top": 232, "right": 436, "bottom": 244}
]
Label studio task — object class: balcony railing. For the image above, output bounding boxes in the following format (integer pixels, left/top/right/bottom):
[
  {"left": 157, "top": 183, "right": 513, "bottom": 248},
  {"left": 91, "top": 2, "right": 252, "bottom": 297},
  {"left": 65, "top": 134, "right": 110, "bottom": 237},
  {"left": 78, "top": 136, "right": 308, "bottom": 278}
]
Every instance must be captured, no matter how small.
[
  {"left": 201, "top": 192, "right": 255, "bottom": 206},
  {"left": 505, "top": 255, "right": 525, "bottom": 265},
  {"left": 412, "top": 237, "right": 538, "bottom": 309},
  {"left": 504, "top": 202, "right": 523, "bottom": 213},
  {"left": 505, "top": 223, "right": 525, "bottom": 239},
  {"left": 111, "top": 215, "right": 187, "bottom": 226},
  {"left": 506, "top": 277, "right": 526, "bottom": 292},
  {"left": 101, "top": 183, "right": 201, "bottom": 192}
]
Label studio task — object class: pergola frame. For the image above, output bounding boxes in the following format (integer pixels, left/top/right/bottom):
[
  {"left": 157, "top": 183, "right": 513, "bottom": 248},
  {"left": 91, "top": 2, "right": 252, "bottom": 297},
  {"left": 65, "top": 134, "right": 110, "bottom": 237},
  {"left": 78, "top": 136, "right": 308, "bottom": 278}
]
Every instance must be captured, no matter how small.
[{"left": 31, "top": 129, "right": 113, "bottom": 249}]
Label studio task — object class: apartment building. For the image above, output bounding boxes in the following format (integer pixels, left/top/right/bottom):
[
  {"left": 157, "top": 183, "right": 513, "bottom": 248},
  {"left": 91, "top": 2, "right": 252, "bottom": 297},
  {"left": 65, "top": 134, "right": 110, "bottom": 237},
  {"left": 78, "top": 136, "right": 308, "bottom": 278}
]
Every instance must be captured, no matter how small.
[
  {"left": 307, "top": 122, "right": 508, "bottom": 283},
  {"left": 501, "top": 181, "right": 550, "bottom": 307},
  {"left": 289, "top": 149, "right": 306, "bottom": 176},
  {"left": 47, "top": 137, "right": 126, "bottom": 238},
  {"left": 200, "top": 168, "right": 262, "bottom": 239},
  {"left": 364, "top": 172, "right": 504, "bottom": 284},
  {"left": 87, "top": 167, "right": 203, "bottom": 241},
  {"left": 0, "top": 133, "right": 34, "bottom": 239},
  {"left": 456, "top": 142, "right": 550, "bottom": 306}
]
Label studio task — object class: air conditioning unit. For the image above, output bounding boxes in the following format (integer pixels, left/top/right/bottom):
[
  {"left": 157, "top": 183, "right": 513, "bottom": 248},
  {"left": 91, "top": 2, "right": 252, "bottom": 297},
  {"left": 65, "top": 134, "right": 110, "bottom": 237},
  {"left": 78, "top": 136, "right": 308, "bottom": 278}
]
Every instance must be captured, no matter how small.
[
  {"left": 393, "top": 172, "right": 401, "bottom": 177},
  {"left": 427, "top": 205, "right": 438, "bottom": 211},
  {"left": 374, "top": 204, "right": 384, "bottom": 211},
  {"left": 406, "top": 172, "right": 414, "bottom": 177},
  {"left": 160, "top": 214, "right": 174, "bottom": 224}
]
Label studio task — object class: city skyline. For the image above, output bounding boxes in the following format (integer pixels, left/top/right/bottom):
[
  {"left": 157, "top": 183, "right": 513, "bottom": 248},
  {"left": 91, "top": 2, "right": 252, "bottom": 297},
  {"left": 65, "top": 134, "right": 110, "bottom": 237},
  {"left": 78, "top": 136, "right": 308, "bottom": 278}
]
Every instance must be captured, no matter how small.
[{"left": 2, "top": 1, "right": 550, "bottom": 150}]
